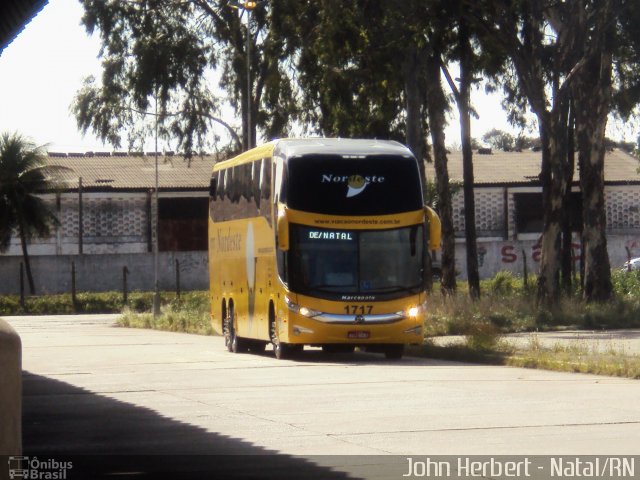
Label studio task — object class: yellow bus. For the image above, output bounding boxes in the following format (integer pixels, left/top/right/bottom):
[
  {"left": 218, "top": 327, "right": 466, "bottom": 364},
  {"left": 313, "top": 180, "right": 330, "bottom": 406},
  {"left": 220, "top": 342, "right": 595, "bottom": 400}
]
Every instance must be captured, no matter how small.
[{"left": 208, "top": 138, "right": 441, "bottom": 359}]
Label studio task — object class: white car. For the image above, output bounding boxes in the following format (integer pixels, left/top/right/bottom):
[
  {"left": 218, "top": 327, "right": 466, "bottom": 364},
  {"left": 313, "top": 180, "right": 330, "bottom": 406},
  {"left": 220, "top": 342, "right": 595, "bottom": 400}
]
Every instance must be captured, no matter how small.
[{"left": 622, "top": 257, "right": 640, "bottom": 271}]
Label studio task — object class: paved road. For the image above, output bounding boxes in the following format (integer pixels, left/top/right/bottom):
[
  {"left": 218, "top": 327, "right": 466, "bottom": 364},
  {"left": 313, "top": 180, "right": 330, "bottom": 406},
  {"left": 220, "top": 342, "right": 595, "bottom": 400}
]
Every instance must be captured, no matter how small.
[{"left": 6, "top": 315, "right": 640, "bottom": 478}]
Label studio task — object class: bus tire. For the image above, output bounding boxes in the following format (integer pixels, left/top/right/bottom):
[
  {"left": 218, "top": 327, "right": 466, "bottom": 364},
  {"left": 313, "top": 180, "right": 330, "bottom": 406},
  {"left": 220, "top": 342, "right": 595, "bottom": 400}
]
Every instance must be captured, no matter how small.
[
  {"left": 273, "top": 340, "right": 287, "bottom": 360},
  {"left": 231, "top": 332, "right": 249, "bottom": 354},
  {"left": 226, "top": 303, "right": 248, "bottom": 353},
  {"left": 223, "top": 316, "right": 233, "bottom": 352},
  {"left": 269, "top": 303, "right": 285, "bottom": 359}
]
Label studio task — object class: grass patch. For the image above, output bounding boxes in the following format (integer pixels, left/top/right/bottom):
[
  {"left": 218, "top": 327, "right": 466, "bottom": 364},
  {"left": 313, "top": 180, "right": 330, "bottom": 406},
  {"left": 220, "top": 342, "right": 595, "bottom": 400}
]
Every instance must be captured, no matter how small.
[
  {"left": 0, "top": 290, "right": 207, "bottom": 317},
  {"left": 418, "top": 270, "right": 640, "bottom": 379},
  {"left": 116, "top": 292, "right": 213, "bottom": 335},
  {"left": 0, "top": 291, "right": 151, "bottom": 315},
  {"left": 507, "top": 346, "right": 640, "bottom": 379},
  {"left": 426, "top": 270, "right": 640, "bottom": 336},
  {"left": 411, "top": 334, "right": 640, "bottom": 379}
]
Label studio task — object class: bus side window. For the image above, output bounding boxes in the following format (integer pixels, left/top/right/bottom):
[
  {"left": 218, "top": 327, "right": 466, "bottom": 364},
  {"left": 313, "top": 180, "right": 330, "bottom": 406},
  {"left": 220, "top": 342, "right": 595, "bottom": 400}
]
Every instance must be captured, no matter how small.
[
  {"left": 209, "top": 173, "right": 218, "bottom": 200},
  {"left": 209, "top": 176, "right": 217, "bottom": 220},
  {"left": 260, "top": 158, "right": 272, "bottom": 200},
  {"left": 230, "top": 166, "right": 241, "bottom": 203},
  {"left": 242, "top": 163, "right": 253, "bottom": 203},
  {"left": 220, "top": 170, "right": 228, "bottom": 200},
  {"left": 273, "top": 156, "right": 285, "bottom": 206},
  {"left": 252, "top": 161, "right": 261, "bottom": 209}
]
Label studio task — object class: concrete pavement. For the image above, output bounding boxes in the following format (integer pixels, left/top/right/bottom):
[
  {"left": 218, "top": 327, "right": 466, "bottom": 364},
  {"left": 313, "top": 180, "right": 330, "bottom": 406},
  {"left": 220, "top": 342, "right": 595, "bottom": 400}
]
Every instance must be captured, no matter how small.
[{"left": 4, "top": 314, "right": 640, "bottom": 479}]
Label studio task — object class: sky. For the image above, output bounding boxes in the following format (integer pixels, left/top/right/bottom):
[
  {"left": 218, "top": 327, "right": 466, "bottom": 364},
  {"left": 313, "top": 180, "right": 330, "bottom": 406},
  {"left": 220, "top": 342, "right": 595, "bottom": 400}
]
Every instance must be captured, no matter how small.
[{"left": 0, "top": 0, "right": 636, "bottom": 154}]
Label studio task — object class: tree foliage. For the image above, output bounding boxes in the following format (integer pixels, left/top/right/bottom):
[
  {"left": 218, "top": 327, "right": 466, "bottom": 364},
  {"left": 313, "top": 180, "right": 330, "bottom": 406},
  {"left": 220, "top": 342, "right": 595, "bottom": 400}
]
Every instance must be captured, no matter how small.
[
  {"left": 0, "top": 133, "right": 62, "bottom": 294},
  {"left": 73, "top": 0, "right": 296, "bottom": 154},
  {"left": 74, "top": 0, "right": 640, "bottom": 306}
]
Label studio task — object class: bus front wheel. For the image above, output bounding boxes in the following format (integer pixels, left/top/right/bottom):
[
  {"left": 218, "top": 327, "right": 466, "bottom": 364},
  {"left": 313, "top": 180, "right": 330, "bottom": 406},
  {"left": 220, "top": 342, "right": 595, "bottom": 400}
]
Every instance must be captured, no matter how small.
[{"left": 270, "top": 314, "right": 292, "bottom": 359}]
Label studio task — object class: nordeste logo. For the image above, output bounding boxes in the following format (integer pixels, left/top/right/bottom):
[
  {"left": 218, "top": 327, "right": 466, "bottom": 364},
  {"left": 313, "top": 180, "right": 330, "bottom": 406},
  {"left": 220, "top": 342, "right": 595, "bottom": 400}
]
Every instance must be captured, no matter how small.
[{"left": 321, "top": 173, "right": 385, "bottom": 198}]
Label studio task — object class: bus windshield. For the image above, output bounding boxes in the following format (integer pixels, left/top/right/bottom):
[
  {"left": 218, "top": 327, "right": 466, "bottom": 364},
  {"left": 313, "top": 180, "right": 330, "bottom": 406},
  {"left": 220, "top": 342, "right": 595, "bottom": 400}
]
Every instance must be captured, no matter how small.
[
  {"left": 285, "top": 154, "right": 423, "bottom": 215},
  {"left": 288, "top": 225, "right": 425, "bottom": 300}
]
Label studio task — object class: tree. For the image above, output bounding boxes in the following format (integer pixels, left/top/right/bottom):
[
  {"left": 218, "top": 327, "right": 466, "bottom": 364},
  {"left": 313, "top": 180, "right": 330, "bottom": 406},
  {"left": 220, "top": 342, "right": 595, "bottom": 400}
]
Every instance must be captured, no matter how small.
[
  {"left": 270, "top": 0, "right": 459, "bottom": 292},
  {"left": 470, "top": 0, "right": 612, "bottom": 305},
  {"left": 482, "top": 129, "right": 516, "bottom": 151},
  {"left": 441, "top": 4, "right": 485, "bottom": 299},
  {"left": 74, "top": 0, "right": 291, "bottom": 154},
  {"left": 0, "top": 133, "right": 61, "bottom": 294},
  {"left": 470, "top": 0, "right": 635, "bottom": 304},
  {"left": 425, "top": 44, "right": 458, "bottom": 294},
  {"left": 565, "top": 1, "right": 616, "bottom": 302}
]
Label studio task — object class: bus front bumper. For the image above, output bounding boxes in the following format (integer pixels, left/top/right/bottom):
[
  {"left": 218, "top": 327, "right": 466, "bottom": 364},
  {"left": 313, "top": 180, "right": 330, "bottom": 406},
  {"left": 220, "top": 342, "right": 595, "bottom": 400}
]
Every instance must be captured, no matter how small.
[{"left": 284, "top": 312, "right": 424, "bottom": 345}]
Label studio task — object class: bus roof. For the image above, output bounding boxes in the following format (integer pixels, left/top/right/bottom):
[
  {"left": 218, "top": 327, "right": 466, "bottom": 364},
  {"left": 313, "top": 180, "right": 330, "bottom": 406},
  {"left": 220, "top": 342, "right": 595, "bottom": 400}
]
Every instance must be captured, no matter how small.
[
  {"left": 273, "top": 138, "right": 413, "bottom": 158},
  {"left": 212, "top": 138, "right": 413, "bottom": 172}
]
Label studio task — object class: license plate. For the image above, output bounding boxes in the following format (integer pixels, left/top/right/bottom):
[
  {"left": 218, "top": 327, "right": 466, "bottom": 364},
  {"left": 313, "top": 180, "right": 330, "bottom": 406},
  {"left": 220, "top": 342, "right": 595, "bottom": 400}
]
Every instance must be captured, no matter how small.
[{"left": 348, "top": 331, "right": 370, "bottom": 339}]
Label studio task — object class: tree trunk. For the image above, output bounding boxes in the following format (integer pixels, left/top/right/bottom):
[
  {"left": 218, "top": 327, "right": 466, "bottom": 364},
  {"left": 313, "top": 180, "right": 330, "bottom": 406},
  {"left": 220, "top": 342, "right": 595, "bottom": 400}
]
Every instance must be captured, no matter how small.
[
  {"left": 457, "top": 20, "right": 480, "bottom": 300},
  {"left": 561, "top": 104, "right": 576, "bottom": 295},
  {"left": 573, "top": 55, "right": 613, "bottom": 303},
  {"left": 425, "top": 52, "right": 456, "bottom": 294},
  {"left": 403, "top": 46, "right": 427, "bottom": 194},
  {"left": 536, "top": 110, "right": 569, "bottom": 307}
]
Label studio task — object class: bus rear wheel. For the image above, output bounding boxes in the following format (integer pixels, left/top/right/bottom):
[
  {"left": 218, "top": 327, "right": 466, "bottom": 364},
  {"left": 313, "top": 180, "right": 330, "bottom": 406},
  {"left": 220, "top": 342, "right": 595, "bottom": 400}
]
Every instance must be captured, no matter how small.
[
  {"left": 223, "top": 315, "right": 233, "bottom": 352},
  {"left": 231, "top": 332, "right": 249, "bottom": 353},
  {"left": 226, "top": 305, "right": 248, "bottom": 354}
]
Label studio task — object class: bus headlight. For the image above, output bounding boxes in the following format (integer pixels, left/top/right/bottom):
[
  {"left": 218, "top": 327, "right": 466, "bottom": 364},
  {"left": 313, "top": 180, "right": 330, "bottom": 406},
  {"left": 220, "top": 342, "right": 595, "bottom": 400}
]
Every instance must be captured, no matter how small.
[
  {"left": 406, "top": 302, "right": 427, "bottom": 319},
  {"left": 285, "top": 297, "right": 321, "bottom": 318}
]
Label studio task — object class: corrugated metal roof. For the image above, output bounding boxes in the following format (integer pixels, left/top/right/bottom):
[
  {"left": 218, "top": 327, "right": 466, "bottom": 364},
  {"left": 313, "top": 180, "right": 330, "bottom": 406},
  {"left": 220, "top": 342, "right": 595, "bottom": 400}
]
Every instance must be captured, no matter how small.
[
  {"left": 47, "top": 152, "right": 215, "bottom": 191},
  {"left": 45, "top": 148, "right": 640, "bottom": 192},
  {"left": 424, "top": 149, "right": 640, "bottom": 186}
]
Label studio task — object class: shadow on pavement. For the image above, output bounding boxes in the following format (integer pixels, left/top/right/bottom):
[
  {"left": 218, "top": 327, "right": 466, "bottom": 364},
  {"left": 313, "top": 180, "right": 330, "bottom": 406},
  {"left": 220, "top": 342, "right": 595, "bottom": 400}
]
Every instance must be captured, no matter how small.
[{"left": 22, "top": 372, "right": 357, "bottom": 480}]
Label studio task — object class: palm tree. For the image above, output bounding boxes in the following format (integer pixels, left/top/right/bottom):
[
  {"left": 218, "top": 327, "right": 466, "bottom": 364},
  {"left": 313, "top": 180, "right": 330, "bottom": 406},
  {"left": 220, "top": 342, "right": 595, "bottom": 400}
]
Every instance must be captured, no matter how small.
[{"left": 0, "top": 132, "right": 61, "bottom": 294}]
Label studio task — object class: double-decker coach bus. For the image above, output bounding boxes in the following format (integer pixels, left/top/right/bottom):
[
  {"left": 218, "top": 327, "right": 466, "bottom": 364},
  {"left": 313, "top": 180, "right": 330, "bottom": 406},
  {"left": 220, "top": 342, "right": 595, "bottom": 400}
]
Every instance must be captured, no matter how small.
[{"left": 208, "top": 138, "right": 441, "bottom": 359}]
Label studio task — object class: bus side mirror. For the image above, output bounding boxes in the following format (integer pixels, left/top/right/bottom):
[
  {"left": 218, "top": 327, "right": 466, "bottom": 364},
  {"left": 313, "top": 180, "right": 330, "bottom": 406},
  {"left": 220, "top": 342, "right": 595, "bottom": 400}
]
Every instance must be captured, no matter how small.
[
  {"left": 424, "top": 206, "right": 441, "bottom": 251},
  {"left": 277, "top": 207, "right": 289, "bottom": 251}
]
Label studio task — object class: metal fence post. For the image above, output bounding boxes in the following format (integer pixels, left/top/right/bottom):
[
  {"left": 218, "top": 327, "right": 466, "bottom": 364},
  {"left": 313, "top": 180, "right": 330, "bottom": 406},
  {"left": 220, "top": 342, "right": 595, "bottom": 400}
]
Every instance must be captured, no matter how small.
[
  {"left": 123, "top": 266, "right": 129, "bottom": 305},
  {"left": 71, "top": 260, "right": 77, "bottom": 310},
  {"left": 175, "top": 259, "right": 181, "bottom": 300},
  {"left": 19, "top": 263, "right": 25, "bottom": 308}
]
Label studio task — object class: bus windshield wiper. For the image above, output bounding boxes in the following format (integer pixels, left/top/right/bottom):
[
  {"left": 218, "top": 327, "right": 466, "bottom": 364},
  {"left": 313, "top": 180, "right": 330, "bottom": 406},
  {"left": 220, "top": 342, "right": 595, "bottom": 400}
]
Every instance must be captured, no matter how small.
[
  {"left": 367, "top": 285, "right": 422, "bottom": 294},
  {"left": 308, "top": 283, "right": 357, "bottom": 290}
]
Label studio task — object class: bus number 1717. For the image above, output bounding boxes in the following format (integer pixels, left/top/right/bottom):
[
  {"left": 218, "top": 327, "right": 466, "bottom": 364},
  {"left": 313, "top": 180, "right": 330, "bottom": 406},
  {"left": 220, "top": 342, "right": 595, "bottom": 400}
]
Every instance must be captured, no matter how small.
[{"left": 344, "top": 305, "right": 373, "bottom": 315}]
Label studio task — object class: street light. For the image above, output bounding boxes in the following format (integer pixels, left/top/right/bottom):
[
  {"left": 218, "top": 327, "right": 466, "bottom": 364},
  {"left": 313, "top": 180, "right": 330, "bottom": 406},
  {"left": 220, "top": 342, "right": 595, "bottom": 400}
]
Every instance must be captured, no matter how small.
[
  {"left": 230, "top": 0, "right": 261, "bottom": 150},
  {"left": 153, "top": 90, "right": 161, "bottom": 318},
  {"left": 120, "top": 94, "right": 163, "bottom": 318}
]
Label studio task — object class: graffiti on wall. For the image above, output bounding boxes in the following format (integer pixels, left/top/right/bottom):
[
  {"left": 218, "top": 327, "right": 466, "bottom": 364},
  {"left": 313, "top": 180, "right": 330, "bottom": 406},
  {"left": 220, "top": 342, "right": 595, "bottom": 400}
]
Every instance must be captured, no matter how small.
[
  {"left": 625, "top": 239, "right": 640, "bottom": 259},
  {"left": 500, "top": 242, "right": 582, "bottom": 264}
]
